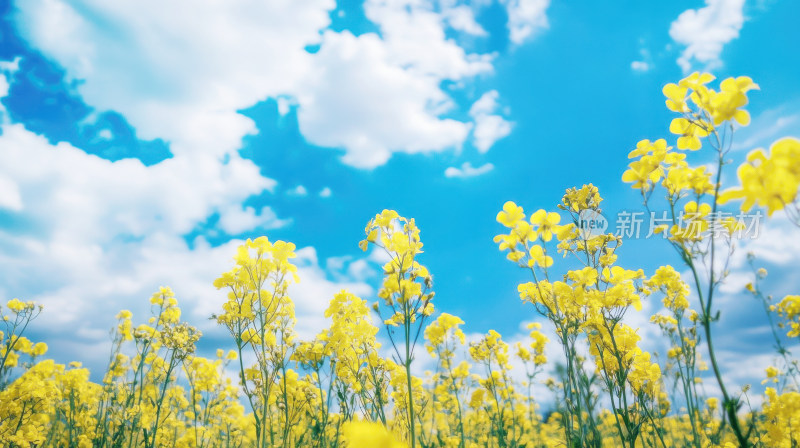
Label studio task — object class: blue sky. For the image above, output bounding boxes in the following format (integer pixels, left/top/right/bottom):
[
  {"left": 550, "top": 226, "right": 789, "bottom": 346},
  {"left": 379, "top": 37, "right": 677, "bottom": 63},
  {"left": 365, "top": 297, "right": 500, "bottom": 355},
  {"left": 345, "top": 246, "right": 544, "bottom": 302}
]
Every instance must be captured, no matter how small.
[{"left": 1, "top": 0, "right": 799, "bottom": 395}]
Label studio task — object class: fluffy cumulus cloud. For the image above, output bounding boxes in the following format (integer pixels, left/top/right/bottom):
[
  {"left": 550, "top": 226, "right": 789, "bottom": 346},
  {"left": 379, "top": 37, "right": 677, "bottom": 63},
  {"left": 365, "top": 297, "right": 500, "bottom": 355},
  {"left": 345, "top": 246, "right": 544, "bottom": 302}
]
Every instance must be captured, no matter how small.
[
  {"left": 469, "top": 90, "right": 513, "bottom": 153},
  {"left": 216, "top": 205, "right": 288, "bottom": 236},
  {"left": 669, "top": 0, "right": 746, "bottom": 73},
  {"left": 0, "top": 120, "right": 276, "bottom": 310},
  {"left": 0, "top": 123, "right": 276, "bottom": 245},
  {"left": 296, "top": 30, "right": 474, "bottom": 168},
  {"left": 501, "top": 0, "right": 550, "bottom": 45},
  {"left": 12, "top": 0, "right": 521, "bottom": 168},
  {"left": 0, "top": 127, "right": 251, "bottom": 367},
  {"left": 13, "top": 0, "right": 334, "bottom": 156},
  {"left": 296, "top": 0, "right": 494, "bottom": 167},
  {"left": 444, "top": 161, "right": 495, "bottom": 178}
]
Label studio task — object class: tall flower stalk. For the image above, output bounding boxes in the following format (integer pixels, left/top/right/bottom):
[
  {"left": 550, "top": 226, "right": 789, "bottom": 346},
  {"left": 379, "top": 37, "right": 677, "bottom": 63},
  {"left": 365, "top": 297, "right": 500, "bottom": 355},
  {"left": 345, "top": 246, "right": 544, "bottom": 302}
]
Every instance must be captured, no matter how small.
[{"left": 360, "top": 210, "right": 434, "bottom": 448}]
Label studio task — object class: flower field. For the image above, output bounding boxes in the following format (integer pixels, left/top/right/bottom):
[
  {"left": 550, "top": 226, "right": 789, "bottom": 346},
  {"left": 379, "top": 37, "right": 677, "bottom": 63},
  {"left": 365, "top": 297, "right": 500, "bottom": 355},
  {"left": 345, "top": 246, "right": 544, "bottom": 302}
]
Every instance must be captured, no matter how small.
[{"left": 1, "top": 73, "right": 799, "bottom": 448}]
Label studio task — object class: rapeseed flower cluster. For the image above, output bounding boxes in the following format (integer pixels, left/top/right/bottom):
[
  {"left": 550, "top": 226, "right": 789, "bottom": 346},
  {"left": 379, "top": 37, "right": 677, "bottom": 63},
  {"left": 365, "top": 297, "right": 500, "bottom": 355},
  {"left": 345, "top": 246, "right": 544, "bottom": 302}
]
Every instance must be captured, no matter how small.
[{"left": 0, "top": 73, "right": 798, "bottom": 448}]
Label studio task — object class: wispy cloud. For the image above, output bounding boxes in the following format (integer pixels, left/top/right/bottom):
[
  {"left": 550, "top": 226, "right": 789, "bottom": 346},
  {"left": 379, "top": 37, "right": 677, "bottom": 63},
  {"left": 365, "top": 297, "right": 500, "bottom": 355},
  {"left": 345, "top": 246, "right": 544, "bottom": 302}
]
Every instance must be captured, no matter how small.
[
  {"left": 631, "top": 61, "right": 650, "bottom": 72},
  {"left": 287, "top": 185, "right": 309, "bottom": 197},
  {"left": 631, "top": 45, "right": 653, "bottom": 73},
  {"left": 445, "top": 161, "right": 495, "bottom": 178},
  {"left": 731, "top": 103, "right": 800, "bottom": 152}
]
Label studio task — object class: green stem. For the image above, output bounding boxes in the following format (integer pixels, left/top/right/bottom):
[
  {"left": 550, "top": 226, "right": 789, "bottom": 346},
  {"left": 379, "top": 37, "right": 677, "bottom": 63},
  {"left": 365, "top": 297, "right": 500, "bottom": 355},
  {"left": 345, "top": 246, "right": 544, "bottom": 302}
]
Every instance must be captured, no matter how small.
[{"left": 405, "top": 313, "right": 416, "bottom": 448}]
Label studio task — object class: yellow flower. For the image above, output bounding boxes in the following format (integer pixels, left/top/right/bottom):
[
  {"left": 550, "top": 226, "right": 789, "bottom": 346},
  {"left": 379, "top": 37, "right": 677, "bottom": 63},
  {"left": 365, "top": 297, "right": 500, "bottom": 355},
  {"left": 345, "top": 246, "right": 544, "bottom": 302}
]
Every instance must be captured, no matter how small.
[
  {"left": 669, "top": 117, "right": 709, "bottom": 151},
  {"left": 775, "top": 295, "right": 800, "bottom": 337},
  {"left": 527, "top": 245, "right": 553, "bottom": 268},
  {"left": 710, "top": 76, "right": 759, "bottom": 125},
  {"left": 31, "top": 342, "right": 48, "bottom": 357},
  {"left": 6, "top": 298, "right": 28, "bottom": 313},
  {"left": 530, "top": 209, "right": 561, "bottom": 242},
  {"left": 678, "top": 72, "right": 715, "bottom": 107},
  {"left": 762, "top": 388, "right": 800, "bottom": 446},
  {"left": 719, "top": 137, "right": 800, "bottom": 216},
  {"left": 497, "top": 201, "right": 525, "bottom": 228},
  {"left": 762, "top": 366, "right": 780, "bottom": 384},
  {"left": 622, "top": 139, "right": 672, "bottom": 191},
  {"left": 663, "top": 82, "right": 689, "bottom": 112}
]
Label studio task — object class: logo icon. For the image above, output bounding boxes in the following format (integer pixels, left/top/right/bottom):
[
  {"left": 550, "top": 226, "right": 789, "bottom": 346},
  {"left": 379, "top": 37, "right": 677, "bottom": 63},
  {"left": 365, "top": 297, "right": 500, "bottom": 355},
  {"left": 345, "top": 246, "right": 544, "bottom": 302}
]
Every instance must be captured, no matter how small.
[{"left": 577, "top": 209, "right": 608, "bottom": 238}]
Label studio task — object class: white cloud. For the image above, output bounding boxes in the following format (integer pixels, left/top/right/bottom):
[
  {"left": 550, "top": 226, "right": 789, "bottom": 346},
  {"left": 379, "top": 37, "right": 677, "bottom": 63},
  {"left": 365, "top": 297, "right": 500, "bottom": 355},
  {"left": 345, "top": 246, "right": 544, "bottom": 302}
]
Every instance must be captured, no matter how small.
[
  {"left": 469, "top": 90, "right": 500, "bottom": 117},
  {"left": 346, "top": 259, "right": 376, "bottom": 282},
  {"left": 0, "top": 115, "right": 285, "bottom": 343},
  {"left": 217, "top": 204, "right": 288, "bottom": 235},
  {"left": 669, "top": 0, "right": 746, "bottom": 73},
  {"left": 319, "top": 186, "right": 332, "bottom": 198},
  {"left": 444, "top": 161, "right": 495, "bottom": 178},
  {"left": 296, "top": 0, "right": 496, "bottom": 168},
  {"left": 0, "top": 123, "right": 275, "bottom": 243},
  {"left": 0, "top": 174, "right": 23, "bottom": 211},
  {"left": 367, "top": 246, "right": 393, "bottom": 265},
  {"left": 630, "top": 44, "right": 653, "bottom": 73},
  {"left": 731, "top": 103, "right": 800, "bottom": 152},
  {"left": 287, "top": 185, "right": 309, "bottom": 197},
  {"left": 14, "top": 0, "right": 335, "bottom": 157},
  {"left": 0, "top": 57, "right": 20, "bottom": 73},
  {"left": 364, "top": 0, "right": 493, "bottom": 80},
  {"left": 469, "top": 90, "right": 513, "bottom": 153},
  {"left": 728, "top": 216, "right": 800, "bottom": 270},
  {"left": 276, "top": 97, "right": 294, "bottom": 116},
  {"left": 0, "top": 68, "right": 16, "bottom": 118},
  {"left": 628, "top": 39, "right": 656, "bottom": 74},
  {"left": 631, "top": 61, "right": 650, "bottom": 72},
  {"left": 443, "top": 5, "right": 488, "bottom": 36},
  {"left": 297, "top": 31, "right": 472, "bottom": 167},
  {"left": 0, "top": 74, "right": 9, "bottom": 107},
  {"left": 501, "top": 0, "right": 550, "bottom": 45},
  {"left": 0, "top": 58, "right": 296, "bottom": 376},
  {"left": 14, "top": 0, "right": 505, "bottom": 169},
  {"left": 0, "top": 228, "right": 252, "bottom": 369}
]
